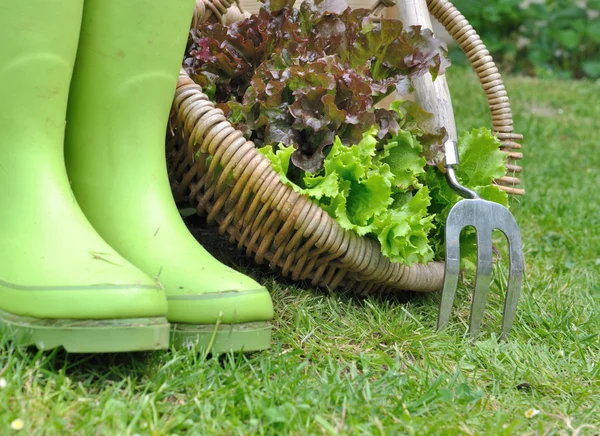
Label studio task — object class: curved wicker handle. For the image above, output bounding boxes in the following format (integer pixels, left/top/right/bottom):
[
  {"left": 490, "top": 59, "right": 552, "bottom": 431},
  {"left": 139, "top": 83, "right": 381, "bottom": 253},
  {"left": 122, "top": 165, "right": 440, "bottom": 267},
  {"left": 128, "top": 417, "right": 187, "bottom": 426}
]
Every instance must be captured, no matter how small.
[
  {"left": 192, "top": 0, "right": 396, "bottom": 25},
  {"left": 192, "top": 0, "right": 248, "bottom": 26},
  {"left": 425, "top": 0, "right": 524, "bottom": 195}
]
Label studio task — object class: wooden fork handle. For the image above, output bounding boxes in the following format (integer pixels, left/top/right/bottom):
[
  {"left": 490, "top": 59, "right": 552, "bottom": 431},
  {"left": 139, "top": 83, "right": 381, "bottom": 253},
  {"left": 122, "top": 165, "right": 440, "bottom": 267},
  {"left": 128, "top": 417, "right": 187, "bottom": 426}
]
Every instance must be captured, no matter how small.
[{"left": 397, "top": 0, "right": 458, "bottom": 143}]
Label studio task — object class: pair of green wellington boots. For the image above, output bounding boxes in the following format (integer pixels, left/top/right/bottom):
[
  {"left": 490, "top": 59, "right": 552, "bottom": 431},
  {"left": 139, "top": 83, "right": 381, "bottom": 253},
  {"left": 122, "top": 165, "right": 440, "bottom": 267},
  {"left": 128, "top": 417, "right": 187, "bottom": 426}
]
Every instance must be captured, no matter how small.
[{"left": 0, "top": 0, "right": 273, "bottom": 353}]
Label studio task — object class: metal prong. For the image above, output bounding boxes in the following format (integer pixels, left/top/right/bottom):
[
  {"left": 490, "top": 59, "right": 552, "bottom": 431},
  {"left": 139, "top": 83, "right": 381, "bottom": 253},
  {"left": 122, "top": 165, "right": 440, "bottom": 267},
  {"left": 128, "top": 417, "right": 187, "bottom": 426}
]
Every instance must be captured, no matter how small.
[
  {"left": 498, "top": 210, "right": 524, "bottom": 340},
  {"left": 437, "top": 211, "right": 463, "bottom": 331},
  {"left": 438, "top": 198, "right": 524, "bottom": 341},
  {"left": 468, "top": 229, "right": 493, "bottom": 339}
]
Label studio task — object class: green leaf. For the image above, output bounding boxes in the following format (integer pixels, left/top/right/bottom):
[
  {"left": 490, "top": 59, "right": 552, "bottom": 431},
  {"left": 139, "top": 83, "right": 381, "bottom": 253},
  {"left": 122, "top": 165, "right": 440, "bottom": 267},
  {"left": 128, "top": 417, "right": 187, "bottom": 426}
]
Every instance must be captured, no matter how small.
[
  {"left": 327, "top": 181, "right": 376, "bottom": 236},
  {"left": 587, "top": 20, "right": 600, "bottom": 43},
  {"left": 425, "top": 127, "right": 509, "bottom": 262},
  {"left": 257, "top": 143, "right": 294, "bottom": 181},
  {"left": 258, "top": 141, "right": 346, "bottom": 201},
  {"left": 300, "top": 127, "right": 435, "bottom": 264},
  {"left": 301, "top": 171, "right": 341, "bottom": 200},
  {"left": 378, "top": 130, "right": 426, "bottom": 190},
  {"left": 556, "top": 30, "right": 581, "bottom": 49},
  {"left": 346, "top": 174, "right": 393, "bottom": 226},
  {"left": 582, "top": 60, "right": 600, "bottom": 79},
  {"left": 475, "top": 185, "right": 509, "bottom": 208},
  {"left": 456, "top": 128, "right": 507, "bottom": 187},
  {"left": 257, "top": 143, "right": 310, "bottom": 196},
  {"left": 373, "top": 188, "right": 435, "bottom": 265},
  {"left": 320, "top": 129, "right": 378, "bottom": 182},
  {"left": 304, "top": 129, "right": 387, "bottom": 235}
]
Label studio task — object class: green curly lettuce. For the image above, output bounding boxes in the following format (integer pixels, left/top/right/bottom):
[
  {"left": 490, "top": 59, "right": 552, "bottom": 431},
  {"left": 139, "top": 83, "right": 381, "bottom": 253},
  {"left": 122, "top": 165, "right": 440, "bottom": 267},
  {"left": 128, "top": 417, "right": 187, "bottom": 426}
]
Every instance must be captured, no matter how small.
[
  {"left": 425, "top": 127, "right": 509, "bottom": 261},
  {"left": 259, "top": 126, "right": 434, "bottom": 264},
  {"left": 258, "top": 125, "right": 508, "bottom": 266}
]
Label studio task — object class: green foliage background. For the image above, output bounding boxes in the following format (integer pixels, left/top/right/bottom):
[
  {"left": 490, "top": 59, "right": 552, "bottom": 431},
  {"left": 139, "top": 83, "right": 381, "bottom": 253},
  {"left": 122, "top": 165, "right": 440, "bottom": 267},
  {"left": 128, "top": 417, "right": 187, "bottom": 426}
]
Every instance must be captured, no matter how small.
[{"left": 450, "top": 0, "right": 600, "bottom": 79}]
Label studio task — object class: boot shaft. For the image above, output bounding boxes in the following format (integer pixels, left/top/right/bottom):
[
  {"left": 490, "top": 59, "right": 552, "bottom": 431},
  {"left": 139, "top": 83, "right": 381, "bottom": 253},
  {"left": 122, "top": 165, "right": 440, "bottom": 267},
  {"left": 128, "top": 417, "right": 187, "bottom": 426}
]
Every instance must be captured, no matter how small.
[{"left": 0, "top": 0, "right": 82, "bottom": 159}]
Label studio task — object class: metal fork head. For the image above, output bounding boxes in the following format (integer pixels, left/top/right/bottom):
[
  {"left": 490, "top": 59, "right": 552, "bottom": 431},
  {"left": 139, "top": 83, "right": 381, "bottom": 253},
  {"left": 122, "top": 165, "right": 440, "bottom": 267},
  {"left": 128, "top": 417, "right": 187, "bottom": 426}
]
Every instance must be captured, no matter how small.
[{"left": 437, "top": 198, "right": 524, "bottom": 340}]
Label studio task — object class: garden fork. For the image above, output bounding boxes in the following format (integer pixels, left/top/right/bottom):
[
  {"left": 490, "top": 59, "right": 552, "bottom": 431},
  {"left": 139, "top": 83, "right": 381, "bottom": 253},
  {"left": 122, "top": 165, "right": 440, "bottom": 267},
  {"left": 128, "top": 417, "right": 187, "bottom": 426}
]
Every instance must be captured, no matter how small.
[
  {"left": 397, "top": 0, "right": 525, "bottom": 340},
  {"left": 437, "top": 140, "right": 524, "bottom": 340}
]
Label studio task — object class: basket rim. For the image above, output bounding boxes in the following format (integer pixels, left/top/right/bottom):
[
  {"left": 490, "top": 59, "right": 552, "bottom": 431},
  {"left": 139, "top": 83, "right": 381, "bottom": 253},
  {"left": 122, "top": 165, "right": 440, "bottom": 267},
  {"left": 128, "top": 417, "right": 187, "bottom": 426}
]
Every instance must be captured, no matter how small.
[
  {"left": 167, "top": 0, "right": 524, "bottom": 294},
  {"left": 171, "top": 70, "right": 445, "bottom": 293}
]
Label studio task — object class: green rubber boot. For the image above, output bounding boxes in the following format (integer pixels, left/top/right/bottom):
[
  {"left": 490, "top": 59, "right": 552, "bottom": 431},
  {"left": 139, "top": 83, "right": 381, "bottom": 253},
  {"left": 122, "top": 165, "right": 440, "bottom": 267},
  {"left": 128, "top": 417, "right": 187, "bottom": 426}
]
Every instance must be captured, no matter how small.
[
  {"left": 0, "top": 0, "right": 170, "bottom": 353},
  {"left": 64, "top": 0, "right": 274, "bottom": 353}
]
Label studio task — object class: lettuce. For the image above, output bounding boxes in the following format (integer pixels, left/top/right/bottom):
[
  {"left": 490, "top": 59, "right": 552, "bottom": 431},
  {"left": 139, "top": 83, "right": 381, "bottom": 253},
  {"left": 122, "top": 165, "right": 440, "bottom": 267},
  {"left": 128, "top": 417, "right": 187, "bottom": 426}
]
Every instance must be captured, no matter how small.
[
  {"left": 185, "top": 0, "right": 449, "bottom": 173},
  {"left": 425, "top": 128, "right": 508, "bottom": 260},
  {"left": 259, "top": 126, "right": 434, "bottom": 265},
  {"left": 259, "top": 126, "right": 508, "bottom": 266},
  {"left": 373, "top": 188, "right": 434, "bottom": 265},
  {"left": 189, "top": 0, "right": 507, "bottom": 266}
]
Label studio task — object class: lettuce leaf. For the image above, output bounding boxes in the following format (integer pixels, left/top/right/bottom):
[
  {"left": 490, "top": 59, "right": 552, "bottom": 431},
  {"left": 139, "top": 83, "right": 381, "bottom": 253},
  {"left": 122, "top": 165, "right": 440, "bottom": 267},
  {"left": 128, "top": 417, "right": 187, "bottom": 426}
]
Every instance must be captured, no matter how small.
[
  {"left": 373, "top": 188, "right": 435, "bottom": 265},
  {"left": 258, "top": 121, "right": 508, "bottom": 266},
  {"left": 258, "top": 126, "right": 434, "bottom": 264},
  {"left": 425, "top": 128, "right": 508, "bottom": 260},
  {"left": 377, "top": 129, "right": 425, "bottom": 190},
  {"left": 185, "top": 0, "right": 449, "bottom": 173},
  {"left": 457, "top": 128, "right": 509, "bottom": 187}
]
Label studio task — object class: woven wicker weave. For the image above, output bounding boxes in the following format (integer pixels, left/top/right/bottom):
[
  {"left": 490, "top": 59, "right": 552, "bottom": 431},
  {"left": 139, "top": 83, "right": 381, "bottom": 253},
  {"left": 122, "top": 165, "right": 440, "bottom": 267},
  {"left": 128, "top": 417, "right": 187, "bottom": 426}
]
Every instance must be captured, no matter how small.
[{"left": 166, "top": 0, "right": 523, "bottom": 295}]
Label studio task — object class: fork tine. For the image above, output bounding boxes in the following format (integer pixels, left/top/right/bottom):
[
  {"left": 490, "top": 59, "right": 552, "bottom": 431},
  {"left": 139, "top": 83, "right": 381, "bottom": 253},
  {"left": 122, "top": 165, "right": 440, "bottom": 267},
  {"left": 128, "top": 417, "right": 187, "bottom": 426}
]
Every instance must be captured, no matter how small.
[
  {"left": 497, "top": 208, "right": 525, "bottom": 340},
  {"left": 437, "top": 214, "right": 463, "bottom": 331},
  {"left": 468, "top": 228, "right": 494, "bottom": 339}
]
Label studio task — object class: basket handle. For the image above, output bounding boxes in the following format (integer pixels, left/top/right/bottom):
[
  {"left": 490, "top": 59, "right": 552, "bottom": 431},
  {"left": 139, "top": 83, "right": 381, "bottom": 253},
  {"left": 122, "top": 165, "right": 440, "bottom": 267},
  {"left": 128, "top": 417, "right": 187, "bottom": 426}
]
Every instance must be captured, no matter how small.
[
  {"left": 192, "top": 0, "right": 396, "bottom": 25},
  {"left": 398, "top": 0, "right": 523, "bottom": 195},
  {"left": 192, "top": 0, "right": 247, "bottom": 26},
  {"left": 424, "top": 0, "right": 524, "bottom": 195}
]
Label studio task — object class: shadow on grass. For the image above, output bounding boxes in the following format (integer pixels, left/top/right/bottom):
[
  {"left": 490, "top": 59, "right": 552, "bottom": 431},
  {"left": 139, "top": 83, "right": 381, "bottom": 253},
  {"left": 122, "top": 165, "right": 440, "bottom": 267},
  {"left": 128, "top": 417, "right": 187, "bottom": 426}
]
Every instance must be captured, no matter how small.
[
  {"left": 0, "top": 214, "right": 434, "bottom": 387},
  {"left": 0, "top": 330, "right": 265, "bottom": 388},
  {"left": 5, "top": 344, "right": 160, "bottom": 383},
  {"left": 184, "top": 213, "right": 430, "bottom": 308}
]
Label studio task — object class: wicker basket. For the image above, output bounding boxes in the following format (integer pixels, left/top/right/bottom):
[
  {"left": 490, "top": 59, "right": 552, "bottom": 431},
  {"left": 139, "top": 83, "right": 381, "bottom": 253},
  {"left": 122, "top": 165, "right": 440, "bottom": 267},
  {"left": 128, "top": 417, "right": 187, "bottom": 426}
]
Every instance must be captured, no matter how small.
[{"left": 166, "top": 0, "right": 524, "bottom": 295}]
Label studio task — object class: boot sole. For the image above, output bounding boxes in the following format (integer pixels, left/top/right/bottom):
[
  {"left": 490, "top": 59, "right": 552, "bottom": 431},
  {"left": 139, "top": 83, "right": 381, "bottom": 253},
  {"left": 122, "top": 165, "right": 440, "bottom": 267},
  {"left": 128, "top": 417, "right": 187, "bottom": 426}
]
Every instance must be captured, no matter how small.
[
  {"left": 170, "top": 322, "right": 272, "bottom": 354},
  {"left": 0, "top": 309, "right": 170, "bottom": 353}
]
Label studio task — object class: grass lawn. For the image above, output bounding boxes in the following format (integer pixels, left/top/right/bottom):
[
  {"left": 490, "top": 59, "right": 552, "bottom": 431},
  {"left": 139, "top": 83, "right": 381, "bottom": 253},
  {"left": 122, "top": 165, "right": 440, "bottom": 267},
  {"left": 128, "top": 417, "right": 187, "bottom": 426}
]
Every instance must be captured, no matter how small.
[{"left": 1, "top": 68, "right": 599, "bottom": 435}]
